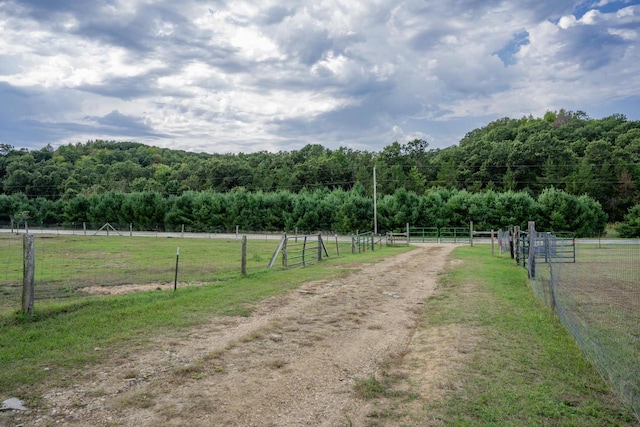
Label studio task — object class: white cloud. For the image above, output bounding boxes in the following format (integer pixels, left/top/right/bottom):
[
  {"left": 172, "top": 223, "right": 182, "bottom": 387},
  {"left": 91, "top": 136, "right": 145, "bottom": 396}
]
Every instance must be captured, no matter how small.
[
  {"left": 0, "top": 0, "right": 638, "bottom": 153},
  {"left": 558, "top": 15, "right": 578, "bottom": 29}
]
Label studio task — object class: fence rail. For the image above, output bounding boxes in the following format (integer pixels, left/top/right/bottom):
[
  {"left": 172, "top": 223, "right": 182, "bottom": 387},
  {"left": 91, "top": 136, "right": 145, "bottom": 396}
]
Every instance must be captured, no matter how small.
[
  {"left": 275, "top": 234, "right": 330, "bottom": 268},
  {"left": 352, "top": 231, "right": 375, "bottom": 253},
  {"left": 409, "top": 227, "right": 471, "bottom": 243}
]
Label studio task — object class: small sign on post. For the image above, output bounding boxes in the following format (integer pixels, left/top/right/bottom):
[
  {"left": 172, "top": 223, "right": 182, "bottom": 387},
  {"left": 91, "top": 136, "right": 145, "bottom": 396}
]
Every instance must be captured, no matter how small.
[{"left": 22, "top": 234, "right": 35, "bottom": 315}]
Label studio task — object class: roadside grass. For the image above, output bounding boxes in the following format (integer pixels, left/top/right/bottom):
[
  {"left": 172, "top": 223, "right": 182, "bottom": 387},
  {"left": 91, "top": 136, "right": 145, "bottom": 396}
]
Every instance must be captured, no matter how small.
[
  {"left": 360, "top": 245, "right": 637, "bottom": 426},
  {"left": 0, "top": 238, "right": 411, "bottom": 398}
]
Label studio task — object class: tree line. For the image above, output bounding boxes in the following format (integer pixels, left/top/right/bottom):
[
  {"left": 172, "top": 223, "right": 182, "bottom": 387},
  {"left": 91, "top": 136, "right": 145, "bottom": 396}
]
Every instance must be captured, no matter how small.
[
  {"left": 1, "top": 109, "right": 638, "bottom": 234},
  {"left": 0, "top": 187, "right": 606, "bottom": 237}
]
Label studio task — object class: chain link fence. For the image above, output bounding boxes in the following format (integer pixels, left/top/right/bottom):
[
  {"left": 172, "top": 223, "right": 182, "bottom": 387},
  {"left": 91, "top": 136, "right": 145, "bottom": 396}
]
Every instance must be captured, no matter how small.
[{"left": 501, "top": 227, "right": 640, "bottom": 420}]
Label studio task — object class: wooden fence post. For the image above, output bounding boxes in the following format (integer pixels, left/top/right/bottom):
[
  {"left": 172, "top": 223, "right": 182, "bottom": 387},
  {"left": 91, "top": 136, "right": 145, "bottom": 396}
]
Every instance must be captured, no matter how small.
[
  {"left": 514, "top": 226, "right": 520, "bottom": 264},
  {"left": 22, "top": 234, "right": 35, "bottom": 315},
  {"left": 545, "top": 234, "right": 556, "bottom": 311},
  {"left": 282, "top": 235, "right": 288, "bottom": 267},
  {"left": 241, "top": 235, "right": 247, "bottom": 276},
  {"left": 318, "top": 233, "right": 322, "bottom": 262},
  {"left": 528, "top": 221, "right": 536, "bottom": 278},
  {"left": 470, "top": 221, "right": 474, "bottom": 247}
]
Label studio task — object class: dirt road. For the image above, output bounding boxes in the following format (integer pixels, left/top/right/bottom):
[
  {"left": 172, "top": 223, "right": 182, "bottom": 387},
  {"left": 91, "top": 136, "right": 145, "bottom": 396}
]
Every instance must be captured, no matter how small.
[{"left": 12, "top": 244, "right": 455, "bottom": 426}]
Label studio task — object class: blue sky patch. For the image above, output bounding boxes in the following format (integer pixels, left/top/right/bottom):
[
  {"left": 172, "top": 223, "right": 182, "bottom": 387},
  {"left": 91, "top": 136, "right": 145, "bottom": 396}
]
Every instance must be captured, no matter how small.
[
  {"left": 574, "top": 0, "right": 640, "bottom": 19},
  {"left": 494, "top": 31, "right": 530, "bottom": 67}
]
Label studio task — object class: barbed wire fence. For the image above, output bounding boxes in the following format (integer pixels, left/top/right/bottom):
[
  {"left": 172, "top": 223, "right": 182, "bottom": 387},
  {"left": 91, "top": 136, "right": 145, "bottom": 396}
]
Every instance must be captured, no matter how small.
[{"left": 499, "top": 225, "right": 640, "bottom": 420}]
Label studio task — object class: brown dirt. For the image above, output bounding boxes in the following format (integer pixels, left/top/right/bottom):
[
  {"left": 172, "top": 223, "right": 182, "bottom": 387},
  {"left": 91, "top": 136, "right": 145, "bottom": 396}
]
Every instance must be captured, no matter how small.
[
  {"left": 82, "top": 282, "right": 208, "bottom": 295},
  {"left": 8, "top": 244, "right": 457, "bottom": 426}
]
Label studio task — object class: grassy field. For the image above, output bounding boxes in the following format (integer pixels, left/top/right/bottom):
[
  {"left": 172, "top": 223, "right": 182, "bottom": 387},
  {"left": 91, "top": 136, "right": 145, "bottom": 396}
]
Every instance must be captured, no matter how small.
[
  {"left": 358, "top": 245, "right": 637, "bottom": 426},
  {"left": 0, "top": 233, "right": 352, "bottom": 311}
]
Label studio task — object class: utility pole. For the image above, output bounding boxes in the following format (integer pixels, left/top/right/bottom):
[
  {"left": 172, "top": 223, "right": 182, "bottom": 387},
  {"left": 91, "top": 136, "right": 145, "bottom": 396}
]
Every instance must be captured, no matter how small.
[{"left": 373, "top": 164, "right": 378, "bottom": 235}]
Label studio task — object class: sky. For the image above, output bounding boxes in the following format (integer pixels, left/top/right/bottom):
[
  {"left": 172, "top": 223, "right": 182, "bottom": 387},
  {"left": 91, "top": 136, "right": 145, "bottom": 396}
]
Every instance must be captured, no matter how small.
[{"left": 0, "top": 0, "right": 639, "bottom": 155}]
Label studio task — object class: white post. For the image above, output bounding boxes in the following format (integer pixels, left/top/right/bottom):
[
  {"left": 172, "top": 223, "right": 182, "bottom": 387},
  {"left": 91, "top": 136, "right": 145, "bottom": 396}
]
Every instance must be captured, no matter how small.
[
  {"left": 241, "top": 236, "right": 247, "bottom": 275},
  {"left": 373, "top": 165, "right": 378, "bottom": 235},
  {"left": 491, "top": 229, "right": 495, "bottom": 255}
]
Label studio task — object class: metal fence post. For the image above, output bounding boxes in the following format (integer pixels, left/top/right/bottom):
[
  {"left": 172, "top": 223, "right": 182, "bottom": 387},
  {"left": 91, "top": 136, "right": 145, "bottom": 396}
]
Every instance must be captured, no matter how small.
[
  {"left": 406, "top": 223, "right": 410, "bottom": 245},
  {"left": 302, "top": 236, "right": 307, "bottom": 267}
]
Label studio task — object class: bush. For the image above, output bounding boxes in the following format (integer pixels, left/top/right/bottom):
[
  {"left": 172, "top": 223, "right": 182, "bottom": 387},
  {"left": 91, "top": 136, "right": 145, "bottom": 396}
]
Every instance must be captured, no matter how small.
[{"left": 617, "top": 205, "right": 640, "bottom": 238}]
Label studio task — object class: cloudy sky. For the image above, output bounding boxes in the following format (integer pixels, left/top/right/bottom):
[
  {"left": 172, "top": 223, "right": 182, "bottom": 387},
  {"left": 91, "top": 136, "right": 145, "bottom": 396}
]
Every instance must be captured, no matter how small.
[{"left": 1, "top": 0, "right": 639, "bottom": 154}]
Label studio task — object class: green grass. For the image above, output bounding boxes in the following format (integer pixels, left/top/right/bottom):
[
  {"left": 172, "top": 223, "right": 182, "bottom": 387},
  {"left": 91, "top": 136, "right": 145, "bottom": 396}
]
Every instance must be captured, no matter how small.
[
  {"left": 3, "top": 240, "right": 636, "bottom": 425},
  {"left": 534, "top": 243, "right": 640, "bottom": 420},
  {"left": 0, "top": 239, "right": 411, "bottom": 397},
  {"left": 420, "top": 246, "right": 636, "bottom": 426},
  {"left": 425, "top": 247, "right": 635, "bottom": 426},
  {"left": 0, "top": 234, "right": 354, "bottom": 309}
]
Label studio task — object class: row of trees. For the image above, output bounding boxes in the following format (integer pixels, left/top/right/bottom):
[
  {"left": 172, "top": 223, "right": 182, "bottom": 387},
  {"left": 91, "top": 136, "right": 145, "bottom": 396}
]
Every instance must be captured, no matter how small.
[
  {"left": 1, "top": 110, "right": 639, "bottom": 222},
  {"left": 0, "top": 187, "right": 606, "bottom": 237},
  {"left": 1, "top": 109, "right": 637, "bottom": 233}
]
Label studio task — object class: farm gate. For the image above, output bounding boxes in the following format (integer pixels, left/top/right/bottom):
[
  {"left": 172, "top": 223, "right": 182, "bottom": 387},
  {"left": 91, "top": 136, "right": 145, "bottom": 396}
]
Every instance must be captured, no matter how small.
[
  {"left": 269, "top": 234, "right": 329, "bottom": 268},
  {"left": 409, "top": 227, "right": 471, "bottom": 244}
]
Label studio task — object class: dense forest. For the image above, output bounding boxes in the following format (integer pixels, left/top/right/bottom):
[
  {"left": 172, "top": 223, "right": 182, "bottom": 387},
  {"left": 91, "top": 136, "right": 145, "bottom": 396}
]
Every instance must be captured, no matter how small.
[{"left": 1, "top": 110, "right": 639, "bottom": 236}]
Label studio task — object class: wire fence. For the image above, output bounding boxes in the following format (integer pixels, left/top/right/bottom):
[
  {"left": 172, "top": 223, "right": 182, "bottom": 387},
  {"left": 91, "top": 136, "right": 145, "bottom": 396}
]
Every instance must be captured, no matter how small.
[
  {"left": 499, "top": 228, "right": 640, "bottom": 420},
  {"left": 0, "top": 232, "right": 352, "bottom": 315}
]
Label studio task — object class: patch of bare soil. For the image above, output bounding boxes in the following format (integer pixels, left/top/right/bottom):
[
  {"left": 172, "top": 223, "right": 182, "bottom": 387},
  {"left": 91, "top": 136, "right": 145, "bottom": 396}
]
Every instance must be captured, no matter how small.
[
  {"left": 8, "top": 244, "right": 457, "bottom": 427},
  {"left": 82, "top": 282, "right": 207, "bottom": 295}
]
